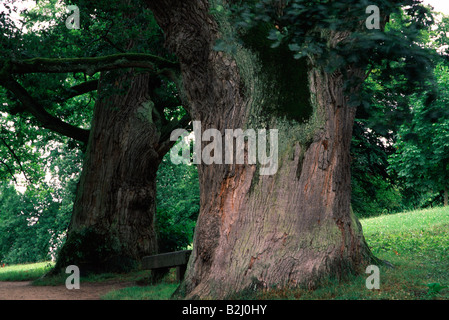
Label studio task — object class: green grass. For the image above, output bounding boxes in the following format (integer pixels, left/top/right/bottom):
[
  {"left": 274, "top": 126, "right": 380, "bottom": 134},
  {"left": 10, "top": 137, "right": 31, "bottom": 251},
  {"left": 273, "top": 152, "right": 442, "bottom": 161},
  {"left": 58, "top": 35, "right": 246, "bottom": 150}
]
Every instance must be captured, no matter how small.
[
  {"left": 2, "top": 206, "right": 448, "bottom": 300},
  {"left": 0, "top": 261, "right": 54, "bottom": 281},
  {"left": 357, "top": 206, "right": 449, "bottom": 300},
  {"left": 102, "top": 283, "right": 178, "bottom": 300},
  {"left": 362, "top": 206, "right": 449, "bottom": 235},
  {"left": 32, "top": 268, "right": 154, "bottom": 287},
  {"left": 361, "top": 206, "right": 449, "bottom": 263},
  {"left": 100, "top": 269, "right": 179, "bottom": 300},
  {"left": 255, "top": 206, "right": 449, "bottom": 300}
]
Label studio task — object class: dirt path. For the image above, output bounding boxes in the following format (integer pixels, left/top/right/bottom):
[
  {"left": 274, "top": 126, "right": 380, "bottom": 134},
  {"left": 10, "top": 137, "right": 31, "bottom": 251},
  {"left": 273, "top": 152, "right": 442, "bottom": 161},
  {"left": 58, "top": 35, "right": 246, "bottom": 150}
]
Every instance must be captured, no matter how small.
[{"left": 0, "top": 280, "right": 134, "bottom": 300}]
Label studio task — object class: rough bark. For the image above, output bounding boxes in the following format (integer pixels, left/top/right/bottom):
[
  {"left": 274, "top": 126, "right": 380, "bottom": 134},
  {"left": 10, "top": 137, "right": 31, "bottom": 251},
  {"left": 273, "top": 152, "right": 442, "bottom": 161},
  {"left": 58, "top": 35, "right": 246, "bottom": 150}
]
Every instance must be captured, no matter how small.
[
  {"left": 54, "top": 70, "right": 162, "bottom": 274},
  {"left": 147, "top": 0, "right": 378, "bottom": 299}
]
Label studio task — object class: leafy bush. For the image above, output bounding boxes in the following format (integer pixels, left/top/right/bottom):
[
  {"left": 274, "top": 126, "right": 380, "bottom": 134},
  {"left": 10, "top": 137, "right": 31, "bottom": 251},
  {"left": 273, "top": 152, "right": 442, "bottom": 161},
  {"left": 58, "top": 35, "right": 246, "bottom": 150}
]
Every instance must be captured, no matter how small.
[
  {"left": 156, "top": 153, "right": 199, "bottom": 253},
  {"left": 0, "top": 182, "right": 71, "bottom": 264},
  {"left": 352, "top": 174, "right": 403, "bottom": 218}
]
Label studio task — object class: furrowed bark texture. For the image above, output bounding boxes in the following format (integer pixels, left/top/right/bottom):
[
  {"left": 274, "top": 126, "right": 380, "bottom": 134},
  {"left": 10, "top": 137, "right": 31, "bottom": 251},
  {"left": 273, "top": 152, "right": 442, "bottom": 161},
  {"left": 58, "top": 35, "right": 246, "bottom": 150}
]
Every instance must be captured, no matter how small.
[
  {"left": 55, "top": 70, "right": 161, "bottom": 273},
  {"left": 147, "top": 0, "right": 376, "bottom": 298}
]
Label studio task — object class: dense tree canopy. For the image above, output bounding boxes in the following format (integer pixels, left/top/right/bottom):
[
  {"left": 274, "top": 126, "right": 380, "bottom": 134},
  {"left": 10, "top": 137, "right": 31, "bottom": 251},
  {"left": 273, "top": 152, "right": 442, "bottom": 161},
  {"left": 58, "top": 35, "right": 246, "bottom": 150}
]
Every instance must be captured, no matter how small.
[{"left": 389, "top": 62, "right": 449, "bottom": 206}]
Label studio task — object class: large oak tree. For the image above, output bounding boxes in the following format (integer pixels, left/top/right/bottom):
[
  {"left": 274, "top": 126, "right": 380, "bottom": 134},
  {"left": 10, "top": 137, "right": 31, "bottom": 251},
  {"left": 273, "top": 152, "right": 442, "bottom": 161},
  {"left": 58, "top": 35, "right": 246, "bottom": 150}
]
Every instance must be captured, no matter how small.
[
  {"left": 0, "top": 0, "right": 187, "bottom": 273},
  {"left": 145, "top": 0, "right": 436, "bottom": 298}
]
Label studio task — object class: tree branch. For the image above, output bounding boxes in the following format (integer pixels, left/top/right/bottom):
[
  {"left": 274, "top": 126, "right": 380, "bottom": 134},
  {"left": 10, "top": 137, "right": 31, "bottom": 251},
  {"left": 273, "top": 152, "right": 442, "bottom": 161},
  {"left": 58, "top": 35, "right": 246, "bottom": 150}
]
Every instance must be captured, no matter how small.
[
  {"left": 7, "top": 53, "right": 179, "bottom": 76},
  {"left": 1, "top": 76, "right": 90, "bottom": 143},
  {"left": 8, "top": 79, "right": 98, "bottom": 115},
  {"left": 0, "top": 158, "right": 18, "bottom": 183},
  {"left": 0, "top": 136, "right": 30, "bottom": 183},
  {"left": 55, "top": 79, "right": 99, "bottom": 103}
]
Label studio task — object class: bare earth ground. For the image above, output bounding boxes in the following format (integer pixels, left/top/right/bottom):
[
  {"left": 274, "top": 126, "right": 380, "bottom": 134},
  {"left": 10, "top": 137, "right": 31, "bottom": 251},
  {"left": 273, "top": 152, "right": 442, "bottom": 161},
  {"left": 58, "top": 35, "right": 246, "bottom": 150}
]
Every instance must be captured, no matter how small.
[{"left": 0, "top": 280, "right": 133, "bottom": 300}]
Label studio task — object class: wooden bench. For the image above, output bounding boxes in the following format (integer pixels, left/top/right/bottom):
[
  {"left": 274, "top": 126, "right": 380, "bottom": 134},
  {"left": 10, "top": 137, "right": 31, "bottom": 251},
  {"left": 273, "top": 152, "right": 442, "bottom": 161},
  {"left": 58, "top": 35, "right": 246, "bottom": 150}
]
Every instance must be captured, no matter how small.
[{"left": 142, "top": 250, "right": 192, "bottom": 282}]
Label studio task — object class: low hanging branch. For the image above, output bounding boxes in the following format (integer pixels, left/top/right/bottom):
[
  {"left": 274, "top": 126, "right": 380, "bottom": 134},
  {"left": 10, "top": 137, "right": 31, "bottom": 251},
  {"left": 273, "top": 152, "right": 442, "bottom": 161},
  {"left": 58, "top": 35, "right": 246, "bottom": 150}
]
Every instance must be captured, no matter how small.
[
  {"left": 4, "top": 53, "right": 179, "bottom": 76},
  {"left": 0, "top": 53, "right": 180, "bottom": 144},
  {"left": 1, "top": 76, "right": 90, "bottom": 143},
  {"left": 55, "top": 79, "right": 99, "bottom": 103}
]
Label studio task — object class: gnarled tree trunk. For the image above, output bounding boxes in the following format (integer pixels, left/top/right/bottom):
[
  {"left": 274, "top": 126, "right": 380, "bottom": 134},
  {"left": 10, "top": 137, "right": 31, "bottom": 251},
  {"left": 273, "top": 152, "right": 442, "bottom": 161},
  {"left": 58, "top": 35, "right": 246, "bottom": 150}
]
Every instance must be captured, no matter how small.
[
  {"left": 54, "top": 70, "right": 162, "bottom": 274},
  {"left": 147, "top": 0, "right": 378, "bottom": 298}
]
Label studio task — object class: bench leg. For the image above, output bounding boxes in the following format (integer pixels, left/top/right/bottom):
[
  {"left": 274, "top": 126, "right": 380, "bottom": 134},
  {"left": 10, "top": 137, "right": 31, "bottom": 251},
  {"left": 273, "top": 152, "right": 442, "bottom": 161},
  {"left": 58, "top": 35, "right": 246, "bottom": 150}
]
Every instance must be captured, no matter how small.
[{"left": 176, "top": 265, "right": 187, "bottom": 282}]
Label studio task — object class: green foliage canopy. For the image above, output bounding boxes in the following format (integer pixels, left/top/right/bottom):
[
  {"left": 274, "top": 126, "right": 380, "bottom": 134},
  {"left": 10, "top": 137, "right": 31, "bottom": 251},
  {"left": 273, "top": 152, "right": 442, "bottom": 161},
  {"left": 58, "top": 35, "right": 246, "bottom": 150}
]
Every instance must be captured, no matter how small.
[{"left": 389, "top": 62, "right": 449, "bottom": 202}]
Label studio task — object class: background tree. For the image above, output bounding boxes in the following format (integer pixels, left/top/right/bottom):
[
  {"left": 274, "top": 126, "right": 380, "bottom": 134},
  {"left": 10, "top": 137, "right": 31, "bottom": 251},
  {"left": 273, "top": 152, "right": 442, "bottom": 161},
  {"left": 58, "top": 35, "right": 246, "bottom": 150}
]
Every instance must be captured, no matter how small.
[
  {"left": 349, "top": 6, "right": 446, "bottom": 216},
  {"left": 0, "top": 181, "right": 68, "bottom": 264},
  {"left": 0, "top": 0, "right": 188, "bottom": 273},
  {"left": 351, "top": 8, "right": 449, "bottom": 212},
  {"left": 389, "top": 61, "right": 449, "bottom": 207}
]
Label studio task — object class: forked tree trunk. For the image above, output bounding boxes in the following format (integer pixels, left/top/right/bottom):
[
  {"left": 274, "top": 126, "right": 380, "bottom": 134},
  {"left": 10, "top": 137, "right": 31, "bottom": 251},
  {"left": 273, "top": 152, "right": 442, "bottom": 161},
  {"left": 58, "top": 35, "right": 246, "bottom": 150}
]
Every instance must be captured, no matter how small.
[
  {"left": 148, "top": 0, "right": 378, "bottom": 298},
  {"left": 54, "top": 70, "right": 161, "bottom": 274}
]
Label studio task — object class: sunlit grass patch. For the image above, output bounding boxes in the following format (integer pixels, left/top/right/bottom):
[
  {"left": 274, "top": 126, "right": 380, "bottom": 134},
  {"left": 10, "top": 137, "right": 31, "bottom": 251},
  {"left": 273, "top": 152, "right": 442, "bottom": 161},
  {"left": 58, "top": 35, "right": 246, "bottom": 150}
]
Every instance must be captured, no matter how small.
[
  {"left": 361, "top": 206, "right": 449, "bottom": 258},
  {"left": 0, "top": 261, "right": 53, "bottom": 281},
  {"left": 361, "top": 206, "right": 449, "bottom": 235}
]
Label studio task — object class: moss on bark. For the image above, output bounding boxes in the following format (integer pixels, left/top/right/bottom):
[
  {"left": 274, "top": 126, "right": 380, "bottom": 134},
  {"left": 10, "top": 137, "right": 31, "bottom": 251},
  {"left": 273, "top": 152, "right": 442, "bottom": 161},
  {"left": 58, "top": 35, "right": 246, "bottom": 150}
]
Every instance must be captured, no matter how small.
[{"left": 239, "top": 23, "right": 312, "bottom": 124}]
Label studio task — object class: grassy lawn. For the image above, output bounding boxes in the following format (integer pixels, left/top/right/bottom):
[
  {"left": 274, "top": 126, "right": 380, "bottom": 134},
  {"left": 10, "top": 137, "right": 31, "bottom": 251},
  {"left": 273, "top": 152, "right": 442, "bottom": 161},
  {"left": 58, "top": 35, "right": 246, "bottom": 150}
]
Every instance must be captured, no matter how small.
[
  {"left": 1, "top": 206, "right": 448, "bottom": 300},
  {"left": 255, "top": 206, "right": 449, "bottom": 300},
  {"left": 358, "top": 206, "right": 449, "bottom": 300},
  {"left": 0, "top": 261, "right": 54, "bottom": 281}
]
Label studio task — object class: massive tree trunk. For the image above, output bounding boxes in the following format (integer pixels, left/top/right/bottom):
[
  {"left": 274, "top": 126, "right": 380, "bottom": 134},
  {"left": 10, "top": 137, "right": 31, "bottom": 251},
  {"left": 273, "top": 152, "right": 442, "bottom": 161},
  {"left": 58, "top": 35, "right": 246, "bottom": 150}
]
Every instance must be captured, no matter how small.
[
  {"left": 147, "top": 0, "right": 378, "bottom": 298},
  {"left": 54, "top": 69, "right": 162, "bottom": 274}
]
